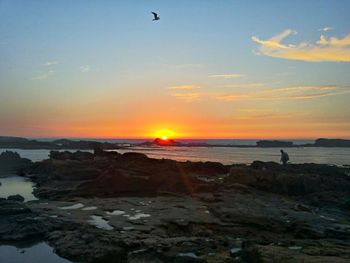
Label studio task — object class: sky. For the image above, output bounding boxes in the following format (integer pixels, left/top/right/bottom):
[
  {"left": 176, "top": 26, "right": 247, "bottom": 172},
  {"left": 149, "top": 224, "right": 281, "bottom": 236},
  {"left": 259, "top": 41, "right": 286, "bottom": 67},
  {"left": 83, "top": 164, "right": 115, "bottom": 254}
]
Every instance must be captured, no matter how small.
[{"left": 1, "top": 0, "right": 350, "bottom": 139}]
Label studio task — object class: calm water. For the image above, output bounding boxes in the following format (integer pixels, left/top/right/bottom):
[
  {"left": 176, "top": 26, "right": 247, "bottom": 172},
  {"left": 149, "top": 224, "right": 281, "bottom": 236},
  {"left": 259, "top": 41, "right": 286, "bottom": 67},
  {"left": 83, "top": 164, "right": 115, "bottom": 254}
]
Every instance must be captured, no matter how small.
[
  {"left": 0, "top": 175, "right": 37, "bottom": 201},
  {"left": 0, "top": 242, "right": 72, "bottom": 263},
  {"left": 1, "top": 147, "right": 349, "bottom": 165}
]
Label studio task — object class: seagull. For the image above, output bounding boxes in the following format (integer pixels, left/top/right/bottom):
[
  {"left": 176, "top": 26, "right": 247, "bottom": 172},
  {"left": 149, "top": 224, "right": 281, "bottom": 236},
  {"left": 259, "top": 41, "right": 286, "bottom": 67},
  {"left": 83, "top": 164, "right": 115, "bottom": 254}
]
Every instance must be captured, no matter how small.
[{"left": 151, "top": 12, "right": 160, "bottom": 21}]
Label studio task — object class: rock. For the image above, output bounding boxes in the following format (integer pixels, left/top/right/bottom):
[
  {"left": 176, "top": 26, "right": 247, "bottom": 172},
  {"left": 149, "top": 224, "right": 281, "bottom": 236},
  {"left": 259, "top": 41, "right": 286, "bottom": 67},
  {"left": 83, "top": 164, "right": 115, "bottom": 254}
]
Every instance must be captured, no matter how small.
[
  {"left": 177, "top": 252, "right": 198, "bottom": 259},
  {"left": 288, "top": 246, "right": 302, "bottom": 250},
  {"left": 7, "top": 194, "right": 25, "bottom": 202},
  {"left": 24, "top": 150, "right": 224, "bottom": 199},
  {"left": 241, "top": 242, "right": 263, "bottom": 263},
  {"left": 175, "top": 252, "right": 205, "bottom": 263},
  {"left": 314, "top": 138, "right": 350, "bottom": 147},
  {"left": 0, "top": 199, "right": 30, "bottom": 215},
  {"left": 7, "top": 151, "right": 350, "bottom": 263},
  {"left": 0, "top": 136, "right": 123, "bottom": 150},
  {"left": 226, "top": 161, "right": 350, "bottom": 197},
  {"left": 341, "top": 200, "right": 350, "bottom": 210},
  {"left": 0, "top": 151, "right": 32, "bottom": 174},
  {"left": 293, "top": 204, "right": 312, "bottom": 212},
  {"left": 49, "top": 150, "right": 94, "bottom": 161}
]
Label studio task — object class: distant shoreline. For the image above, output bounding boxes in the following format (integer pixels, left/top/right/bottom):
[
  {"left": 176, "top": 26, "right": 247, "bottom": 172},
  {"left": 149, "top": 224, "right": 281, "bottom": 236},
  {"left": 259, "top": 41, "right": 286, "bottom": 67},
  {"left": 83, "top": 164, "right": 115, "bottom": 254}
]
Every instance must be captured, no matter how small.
[{"left": 1, "top": 136, "right": 350, "bottom": 149}]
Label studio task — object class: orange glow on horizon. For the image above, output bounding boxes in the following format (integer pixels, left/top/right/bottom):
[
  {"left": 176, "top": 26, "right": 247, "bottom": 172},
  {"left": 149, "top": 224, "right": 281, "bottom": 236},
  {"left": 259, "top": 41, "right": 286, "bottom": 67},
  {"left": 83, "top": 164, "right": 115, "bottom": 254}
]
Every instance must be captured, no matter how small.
[{"left": 154, "top": 129, "right": 176, "bottom": 140}]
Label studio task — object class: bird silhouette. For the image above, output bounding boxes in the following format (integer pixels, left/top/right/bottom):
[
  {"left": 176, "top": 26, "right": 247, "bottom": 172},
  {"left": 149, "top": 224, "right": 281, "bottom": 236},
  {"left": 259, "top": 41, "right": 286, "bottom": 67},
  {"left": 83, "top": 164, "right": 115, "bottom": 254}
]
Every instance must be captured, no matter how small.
[{"left": 151, "top": 12, "right": 160, "bottom": 21}]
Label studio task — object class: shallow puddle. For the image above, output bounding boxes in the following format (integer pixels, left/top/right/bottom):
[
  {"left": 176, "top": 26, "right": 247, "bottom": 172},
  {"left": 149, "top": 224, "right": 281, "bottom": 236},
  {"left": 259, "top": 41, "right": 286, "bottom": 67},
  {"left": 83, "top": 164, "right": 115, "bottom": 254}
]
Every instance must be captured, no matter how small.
[
  {"left": 106, "top": 210, "right": 125, "bottom": 216},
  {"left": 0, "top": 242, "right": 72, "bottom": 263},
  {"left": 81, "top": 206, "right": 97, "bottom": 211},
  {"left": 88, "top": 215, "right": 114, "bottom": 230},
  {"left": 59, "top": 203, "right": 84, "bottom": 210},
  {"left": 127, "top": 213, "right": 151, "bottom": 220},
  {"left": 0, "top": 175, "right": 37, "bottom": 202}
]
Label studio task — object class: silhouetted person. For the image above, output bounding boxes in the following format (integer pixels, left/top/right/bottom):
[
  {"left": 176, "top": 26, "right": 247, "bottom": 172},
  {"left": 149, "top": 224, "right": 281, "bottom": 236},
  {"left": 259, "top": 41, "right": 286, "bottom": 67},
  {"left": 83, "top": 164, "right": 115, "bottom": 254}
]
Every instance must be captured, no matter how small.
[{"left": 280, "top": 149, "right": 289, "bottom": 166}]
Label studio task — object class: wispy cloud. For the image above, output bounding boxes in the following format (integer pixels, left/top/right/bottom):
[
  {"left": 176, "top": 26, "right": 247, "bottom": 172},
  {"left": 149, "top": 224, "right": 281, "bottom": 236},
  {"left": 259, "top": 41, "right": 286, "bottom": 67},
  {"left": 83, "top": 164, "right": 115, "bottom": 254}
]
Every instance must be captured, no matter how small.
[
  {"left": 43, "top": 61, "right": 59, "bottom": 66},
  {"left": 233, "top": 108, "right": 306, "bottom": 121},
  {"left": 80, "top": 65, "right": 91, "bottom": 72},
  {"left": 214, "top": 85, "right": 350, "bottom": 101},
  {"left": 170, "top": 93, "right": 201, "bottom": 102},
  {"left": 319, "top": 26, "right": 333, "bottom": 32},
  {"left": 168, "top": 85, "right": 350, "bottom": 103},
  {"left": 252, "top": 29, "right": 350, "bottom": 62},
  {"left": 32, "top": 70, "right": 54, "bottom": 80},
  {"left": 167, "top": 84, "right": 201, "bottom": 90},
  {"left": 208, "top": 74, "right": 244, "bottom": 79}
]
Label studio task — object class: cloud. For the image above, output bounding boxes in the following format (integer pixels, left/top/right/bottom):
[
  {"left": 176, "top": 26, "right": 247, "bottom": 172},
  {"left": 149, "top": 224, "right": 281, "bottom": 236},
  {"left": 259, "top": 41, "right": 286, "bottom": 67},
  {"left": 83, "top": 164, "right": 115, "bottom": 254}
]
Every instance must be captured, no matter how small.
[
  {"left": 213, "top": 85, "right": 350, "bottom": 101},
  {"left": 233, "top": 108, "right": 305, "bottom": 121},
  {"left": 252, "top": 29, "right": 350, "bottom": 62},
  {"left": 167, "top": 84, "right": 201, "bottom": 90},
  {"left": 80, "top": 65, "right": 91, "bottom": 72},
  {"left": 170, "top": 93, "right": 201, "bottom": 102},
  {"left": 32, "top": 70, "right": 54, "bottom": 80},
  {"left": 208, "top": 74, "right": 244, "bottom": 79},
  {"left": 44, "top": 61, "right": 59, "bottom": 66},
  {"left": 319, "top": 26, "right": 332, "bottom": 32}
]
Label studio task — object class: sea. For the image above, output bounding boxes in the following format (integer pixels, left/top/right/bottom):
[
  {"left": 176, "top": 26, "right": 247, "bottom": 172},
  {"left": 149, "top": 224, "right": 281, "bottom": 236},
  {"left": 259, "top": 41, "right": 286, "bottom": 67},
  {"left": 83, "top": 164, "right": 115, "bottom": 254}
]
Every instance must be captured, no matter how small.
[{"left": 2, "top": 139, "right": 350, "bottom": 166}]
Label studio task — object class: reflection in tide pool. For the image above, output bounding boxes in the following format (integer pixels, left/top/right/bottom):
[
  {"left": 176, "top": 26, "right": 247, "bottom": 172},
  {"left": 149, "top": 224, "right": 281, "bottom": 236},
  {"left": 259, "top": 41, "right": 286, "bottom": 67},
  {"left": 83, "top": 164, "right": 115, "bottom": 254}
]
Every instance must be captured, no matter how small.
[
  {"left": 59, "top": 203, "right": 84, "bottom": 210},
  {"left": 0, "top": 242, "right": 72, "bottom": 263},
  {"left": 106, "top": 210, "right": 125, "bottom": 216},
  {"left": 0, "top": 175, "right": 37, "bottom": 202},
  {"left": 82, "top": 206, "right": 97, "bottom": 211},
  {"left": 88, "top": 215, "right": 114, "bottom": 230},
  {"left": 123, "top": 212, "right": 151, "bottom": 220}
]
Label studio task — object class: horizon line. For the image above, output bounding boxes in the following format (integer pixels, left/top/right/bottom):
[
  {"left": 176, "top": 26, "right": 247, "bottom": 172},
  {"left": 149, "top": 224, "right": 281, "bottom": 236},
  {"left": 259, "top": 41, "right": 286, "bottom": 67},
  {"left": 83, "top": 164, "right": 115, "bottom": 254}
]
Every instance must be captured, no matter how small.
[{"left": 2, "top": 135, "right": 350, "bottom": 141}]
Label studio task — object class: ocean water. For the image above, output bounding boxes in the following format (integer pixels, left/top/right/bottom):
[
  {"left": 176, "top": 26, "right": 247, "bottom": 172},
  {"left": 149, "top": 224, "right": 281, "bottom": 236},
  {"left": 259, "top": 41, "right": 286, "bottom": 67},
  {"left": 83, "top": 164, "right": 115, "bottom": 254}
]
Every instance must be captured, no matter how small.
[
  {"left": 1, "top": 146, "right": 349, "bottom": 166},
  {"left": 0, "top": 242, "right": 72, "bottom": 263}
]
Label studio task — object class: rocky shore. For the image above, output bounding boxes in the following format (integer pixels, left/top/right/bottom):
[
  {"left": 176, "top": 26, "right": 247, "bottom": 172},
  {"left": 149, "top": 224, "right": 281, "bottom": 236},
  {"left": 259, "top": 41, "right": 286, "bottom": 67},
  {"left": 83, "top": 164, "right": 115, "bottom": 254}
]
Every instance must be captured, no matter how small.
[
  {"left": 2, "top": 136, "right": 350, "bottom": 149},
  {"left": 1, "top": 150, "right": 350, "bottom": 262}
]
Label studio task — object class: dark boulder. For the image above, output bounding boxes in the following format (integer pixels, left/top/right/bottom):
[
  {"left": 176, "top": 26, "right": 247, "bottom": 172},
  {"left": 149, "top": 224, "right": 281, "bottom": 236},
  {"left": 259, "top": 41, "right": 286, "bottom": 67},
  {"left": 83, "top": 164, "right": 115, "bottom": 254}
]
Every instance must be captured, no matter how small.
[
  {"left": 24, "top": 150, "right": 223, "bottom": 199},
  {"left": 181, "top": 161, "right": 228, "bottom": 176},
  {"left": 49, "top": 150, "right": 94, "bottom": 161},
  {"left": 227, "top": 161, "right": 350, "bottom": 197},
  {"left": 0, "top": 151, "right": 32, "bottom": 174},
  {"left": 7, "top": 194, "right": 25, "bottom": 202}
]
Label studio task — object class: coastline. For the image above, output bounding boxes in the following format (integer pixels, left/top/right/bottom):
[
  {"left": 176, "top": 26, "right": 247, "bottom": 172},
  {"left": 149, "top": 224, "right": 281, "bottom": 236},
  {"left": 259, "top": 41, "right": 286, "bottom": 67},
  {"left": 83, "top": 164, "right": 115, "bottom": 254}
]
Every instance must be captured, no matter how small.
[
  {"left": 1, "top": 136, "right": 350, "bottom": 150},
  {"left": 1, "top": 150, "right": 350, "bottom": 262}
]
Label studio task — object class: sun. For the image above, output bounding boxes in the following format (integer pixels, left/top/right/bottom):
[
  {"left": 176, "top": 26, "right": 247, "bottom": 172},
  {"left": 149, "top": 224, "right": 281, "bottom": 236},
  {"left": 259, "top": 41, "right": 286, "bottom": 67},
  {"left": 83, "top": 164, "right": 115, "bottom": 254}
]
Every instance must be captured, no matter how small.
[{"left": 154, "top": 129, "right": 175, "bottom": 140}]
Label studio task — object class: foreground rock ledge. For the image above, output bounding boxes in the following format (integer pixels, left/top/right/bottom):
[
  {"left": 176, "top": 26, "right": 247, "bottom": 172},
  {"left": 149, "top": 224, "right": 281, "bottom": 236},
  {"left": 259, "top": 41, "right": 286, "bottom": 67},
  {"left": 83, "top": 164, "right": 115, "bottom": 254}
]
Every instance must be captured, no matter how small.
[{"left": 0, "top": 150, "right": 349, "bottom": 263}]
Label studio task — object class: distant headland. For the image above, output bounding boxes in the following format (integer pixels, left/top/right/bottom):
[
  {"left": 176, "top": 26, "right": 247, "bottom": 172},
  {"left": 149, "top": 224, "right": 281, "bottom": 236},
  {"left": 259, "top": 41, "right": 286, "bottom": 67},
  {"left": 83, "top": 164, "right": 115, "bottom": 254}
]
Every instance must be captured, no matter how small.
[{"left": 1, "top": 136, "right": 350, "bottom": 149}]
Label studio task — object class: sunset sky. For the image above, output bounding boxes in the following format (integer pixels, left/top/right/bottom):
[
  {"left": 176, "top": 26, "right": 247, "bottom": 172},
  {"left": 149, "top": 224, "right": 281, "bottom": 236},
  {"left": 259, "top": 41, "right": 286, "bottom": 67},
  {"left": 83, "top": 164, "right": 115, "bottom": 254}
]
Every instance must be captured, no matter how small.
[{"left": 1, "top": 0, "right": 350, "bottom": 139}]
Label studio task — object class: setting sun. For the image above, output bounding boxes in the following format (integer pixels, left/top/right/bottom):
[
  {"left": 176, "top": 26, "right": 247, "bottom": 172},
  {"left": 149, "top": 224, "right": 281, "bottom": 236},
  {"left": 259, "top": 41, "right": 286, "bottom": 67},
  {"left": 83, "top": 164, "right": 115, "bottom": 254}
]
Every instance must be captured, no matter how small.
[{"left": 154, "top": 129, "right": 175, "bottom": 140}]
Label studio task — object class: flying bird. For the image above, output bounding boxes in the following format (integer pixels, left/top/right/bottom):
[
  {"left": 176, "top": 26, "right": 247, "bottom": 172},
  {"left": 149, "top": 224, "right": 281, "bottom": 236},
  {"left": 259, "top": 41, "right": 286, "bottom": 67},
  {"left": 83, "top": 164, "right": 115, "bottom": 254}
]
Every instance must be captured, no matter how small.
[{"left": 151, "top": 12, "right": 160, "bottom": 21}]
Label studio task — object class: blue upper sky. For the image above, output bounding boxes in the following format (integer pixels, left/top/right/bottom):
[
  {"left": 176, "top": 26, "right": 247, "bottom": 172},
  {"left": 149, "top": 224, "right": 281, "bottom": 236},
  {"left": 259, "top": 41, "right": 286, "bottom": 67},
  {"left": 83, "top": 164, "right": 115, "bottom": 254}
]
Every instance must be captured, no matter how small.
[{"left": 1, "top": 0, "right": 350, "bottom": 138}]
